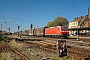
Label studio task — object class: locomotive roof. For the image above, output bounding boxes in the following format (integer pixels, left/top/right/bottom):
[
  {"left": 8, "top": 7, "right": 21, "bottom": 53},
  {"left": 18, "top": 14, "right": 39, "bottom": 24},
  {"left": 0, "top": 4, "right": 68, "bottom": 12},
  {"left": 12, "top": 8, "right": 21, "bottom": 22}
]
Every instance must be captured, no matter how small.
[{"left": 49, "top": 26, "right": 68, "bottom": 28}]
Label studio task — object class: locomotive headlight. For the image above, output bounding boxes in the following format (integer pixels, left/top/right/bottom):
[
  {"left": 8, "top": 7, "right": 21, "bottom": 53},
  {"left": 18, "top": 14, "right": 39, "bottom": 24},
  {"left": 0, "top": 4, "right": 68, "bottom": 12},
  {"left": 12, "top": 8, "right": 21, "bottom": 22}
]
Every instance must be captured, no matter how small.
[{"left": 60, "top": 50, "right": 62, "bottom": 52}]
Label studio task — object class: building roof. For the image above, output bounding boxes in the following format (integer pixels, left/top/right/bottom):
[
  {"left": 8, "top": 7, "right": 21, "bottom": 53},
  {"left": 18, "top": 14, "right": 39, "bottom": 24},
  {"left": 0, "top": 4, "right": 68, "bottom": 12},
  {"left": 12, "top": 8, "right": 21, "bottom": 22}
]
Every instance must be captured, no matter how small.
[{"left": 72, "top": 15, "right": 88, "bottom": 22}]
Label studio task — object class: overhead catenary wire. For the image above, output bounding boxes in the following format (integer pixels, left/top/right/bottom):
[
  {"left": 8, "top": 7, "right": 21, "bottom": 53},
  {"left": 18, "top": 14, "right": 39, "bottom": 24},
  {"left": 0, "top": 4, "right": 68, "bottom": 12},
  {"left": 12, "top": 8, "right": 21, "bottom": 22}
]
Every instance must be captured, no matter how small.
[
  {"left": 21, "top": 0, "right": 40, "bottom": 14},
  {"left": 0, "top": 0, "right": 90, "bottom": 32},
  {"left": 11, "top": 0, "right": 30, "bottom": 25},
  {"left": 59, "top": 0, "right": 90, "bottom": 15},
  {"left": 11, "top": 0, "right": 40, "bottom": 32},
  {"left": 40, "top": 0, "right": 90, "bottom": 19},
  {"left": 58, "top": 0, "right": 90, "bottom": 16},
  {"left": 0, "top": 4, "right": 5, "bottom": 22},
  {"left": 0, "top": 0, "right": 34, "bottom": 32},
  {"left": 28, "top": 0, "right": 62, "bottom": 27},
  {"left": 63, "top": 3, "right": 90, "bottom": 16},
  {"left": 38, "top": 0, "right": 61, "bottom": 15},
  {"left": 0, "top": 2, "right": 12, "bottom": 31},
  {"left": 15, "top": 0, "right": 25, "bottom": 16},
  {"left": 31, "top": 0, "right": 47, "bottom": 15},
  {"left": 0, "top": 2, "right": 10, "bottom": 21},
  {"left": 38, "top": 0, "right": 70, "bottom": 18},
  {"left": 10, "top": 0, "right": 28, "bottom": 32}
]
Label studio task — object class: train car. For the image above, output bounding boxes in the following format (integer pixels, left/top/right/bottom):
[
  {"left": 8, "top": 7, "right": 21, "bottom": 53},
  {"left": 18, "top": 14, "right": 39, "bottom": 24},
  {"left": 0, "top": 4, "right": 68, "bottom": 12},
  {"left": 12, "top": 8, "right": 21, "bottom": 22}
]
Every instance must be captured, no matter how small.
[
  {"left": 33, "top": 27, "right": 45, "bottom": 36},
  {"left": 45, "top": 26, "right": 69, "bottom": 38}
]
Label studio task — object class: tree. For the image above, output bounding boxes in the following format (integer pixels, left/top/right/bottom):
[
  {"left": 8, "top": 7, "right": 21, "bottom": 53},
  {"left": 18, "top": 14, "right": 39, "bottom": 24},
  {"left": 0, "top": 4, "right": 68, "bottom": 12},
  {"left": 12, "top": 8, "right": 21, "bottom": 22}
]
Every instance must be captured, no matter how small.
[
  {"left": 46, "top": 22, "right": 53, "bottom": 27},
  {"left": 53, "top": 16, "right": 68, "bottom": 26},
  {"left": 46, "top": 16, "right": 69, "bottom": 27}
]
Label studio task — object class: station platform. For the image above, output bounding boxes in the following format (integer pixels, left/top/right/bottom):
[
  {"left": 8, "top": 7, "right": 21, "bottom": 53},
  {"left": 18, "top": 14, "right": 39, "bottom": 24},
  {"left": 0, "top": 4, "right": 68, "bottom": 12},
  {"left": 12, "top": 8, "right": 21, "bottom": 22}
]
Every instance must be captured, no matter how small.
[{"left": 69, "top": 36, "right": 90, "bottom": 39}]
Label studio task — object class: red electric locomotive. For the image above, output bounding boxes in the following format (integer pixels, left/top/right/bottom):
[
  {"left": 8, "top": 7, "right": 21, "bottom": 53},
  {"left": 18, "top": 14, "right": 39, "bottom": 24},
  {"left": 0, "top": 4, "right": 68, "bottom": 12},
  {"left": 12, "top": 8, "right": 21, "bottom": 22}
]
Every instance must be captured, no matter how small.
[{"left": 45, "top": 26, "right": 69, "bottom": 38}]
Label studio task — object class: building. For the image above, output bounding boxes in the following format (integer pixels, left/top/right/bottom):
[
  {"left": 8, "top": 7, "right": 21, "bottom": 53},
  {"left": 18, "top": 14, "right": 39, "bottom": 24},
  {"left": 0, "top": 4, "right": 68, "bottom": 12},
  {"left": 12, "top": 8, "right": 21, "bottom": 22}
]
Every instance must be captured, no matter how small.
[
  {"left": 69, "top": 15, "right": 90, "bottom": 36},
  {"left": 69, "top": 8, "right": 90, "bottom": 36}
]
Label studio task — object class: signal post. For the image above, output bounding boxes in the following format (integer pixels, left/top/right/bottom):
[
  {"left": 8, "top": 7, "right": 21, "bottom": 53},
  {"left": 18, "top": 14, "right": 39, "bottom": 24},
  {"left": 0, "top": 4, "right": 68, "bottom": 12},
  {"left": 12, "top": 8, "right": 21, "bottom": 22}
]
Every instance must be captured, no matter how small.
[{"left": 56, "top": 40, "right": 67, "bottom": 57}]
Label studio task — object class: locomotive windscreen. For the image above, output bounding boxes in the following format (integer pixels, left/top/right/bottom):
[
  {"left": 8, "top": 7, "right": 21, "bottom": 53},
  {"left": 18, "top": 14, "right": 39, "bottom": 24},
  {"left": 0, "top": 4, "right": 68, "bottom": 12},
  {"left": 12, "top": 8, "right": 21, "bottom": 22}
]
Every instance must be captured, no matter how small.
[{"left": 61, "top": 27, "right": 68, "bottom": 31}]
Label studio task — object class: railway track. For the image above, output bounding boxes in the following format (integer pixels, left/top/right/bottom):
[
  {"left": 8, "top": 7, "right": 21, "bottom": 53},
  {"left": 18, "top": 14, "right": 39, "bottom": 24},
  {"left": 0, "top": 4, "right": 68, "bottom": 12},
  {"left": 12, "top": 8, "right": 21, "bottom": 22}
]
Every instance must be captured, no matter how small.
[
  {"left": 0, "top": 44, "right": 29, "bottom": 60},
  {"left": 10, "top": 48, "right": 29, "bottom": 60},
  {"left": 8, "top": 35, "right": 90, "bottom": 60},
  {"left": 15, "top": 37, "right": 90, "bottom": 60}
]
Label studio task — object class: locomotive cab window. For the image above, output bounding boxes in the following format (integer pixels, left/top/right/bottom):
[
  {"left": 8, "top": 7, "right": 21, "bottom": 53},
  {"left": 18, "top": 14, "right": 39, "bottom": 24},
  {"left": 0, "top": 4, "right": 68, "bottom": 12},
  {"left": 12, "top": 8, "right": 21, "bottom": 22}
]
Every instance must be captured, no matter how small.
[{"left": 61, "top": 27, "right": 68, "bottom": 31}]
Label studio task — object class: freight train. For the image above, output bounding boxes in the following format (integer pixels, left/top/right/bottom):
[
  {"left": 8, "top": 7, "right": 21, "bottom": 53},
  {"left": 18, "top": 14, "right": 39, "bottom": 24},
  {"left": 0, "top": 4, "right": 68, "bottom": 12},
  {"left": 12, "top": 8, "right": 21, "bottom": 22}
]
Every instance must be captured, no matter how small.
[{"left": 30, "top": 26, "right": 69, "bottom": 38}]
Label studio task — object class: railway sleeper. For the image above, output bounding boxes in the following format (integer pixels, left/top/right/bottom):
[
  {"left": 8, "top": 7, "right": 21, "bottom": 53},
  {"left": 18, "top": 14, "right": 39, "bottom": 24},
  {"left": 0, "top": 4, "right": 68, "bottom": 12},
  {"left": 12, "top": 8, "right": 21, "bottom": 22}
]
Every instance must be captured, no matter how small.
[
  {"left": 26, "top": 43, "right": 90, "bottom": 60},
  {"left": 28, "top": 41, "right": 56, "bottom": 49},
  {"left": 10, "top": 48, "right": 29, "bottom": 60},
  {"left": 67, "top": 45, "right": 90, "bottom": 52},
  {"left": 67, "top": 53, "right": 88, "bottom": 60},
  {"left": 27, "top": 42, "right": 56, "bottom": 53},
  {"left": 67, "top": 48, "right": 90, "bottom": 57}
]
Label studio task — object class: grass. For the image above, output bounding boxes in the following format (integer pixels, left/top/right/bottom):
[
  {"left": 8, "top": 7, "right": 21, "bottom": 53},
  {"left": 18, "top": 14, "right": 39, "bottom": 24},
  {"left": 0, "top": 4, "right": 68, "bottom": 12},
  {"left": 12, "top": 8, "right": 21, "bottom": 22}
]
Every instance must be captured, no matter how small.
[
  {"left": 0, "top": 39, "right": 25, "bottom": 60},
  {"left": 9, "top": 39, "right": 24, "bottom": 49},
  {"left": 0, "top": 52, "right": 12, "bottom": 60},
  {"left": 8, "top": 40, "right": 77, "bottom": 60}
]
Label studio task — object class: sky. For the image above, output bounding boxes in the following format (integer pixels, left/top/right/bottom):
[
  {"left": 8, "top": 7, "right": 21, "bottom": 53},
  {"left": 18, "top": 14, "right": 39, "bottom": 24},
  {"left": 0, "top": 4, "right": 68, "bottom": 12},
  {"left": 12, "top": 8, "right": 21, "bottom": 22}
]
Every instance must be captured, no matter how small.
[{"left": 0, "top": 0, "right": 90, "bottom": 33}]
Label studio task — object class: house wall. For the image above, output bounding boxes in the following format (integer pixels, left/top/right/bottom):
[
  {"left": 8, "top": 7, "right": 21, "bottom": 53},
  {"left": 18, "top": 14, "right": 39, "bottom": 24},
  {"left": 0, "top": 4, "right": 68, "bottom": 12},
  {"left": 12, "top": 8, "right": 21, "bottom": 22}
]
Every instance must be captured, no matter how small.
[
  {"left": 69, "top": 21, "right": 79, "bottom": 28},
  {"left": 69, "top": 15, "right": 90, "bottom": 36}
]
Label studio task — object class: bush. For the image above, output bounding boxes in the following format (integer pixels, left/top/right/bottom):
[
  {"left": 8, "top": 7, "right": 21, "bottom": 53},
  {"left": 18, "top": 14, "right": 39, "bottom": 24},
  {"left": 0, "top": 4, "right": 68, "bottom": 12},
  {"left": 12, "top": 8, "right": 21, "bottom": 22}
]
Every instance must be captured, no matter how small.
[
  {"left": 0, "top": 34, "right": 4, "bottom": 41},
  {"left": 0, "top": 52, "right": 12, "bottom": 60},
  {"left": 0, "top": 34, "right": 8, "bottom": 42},
  {"left": 9, "top": 39, "right": 24, "bottom": 49}
]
